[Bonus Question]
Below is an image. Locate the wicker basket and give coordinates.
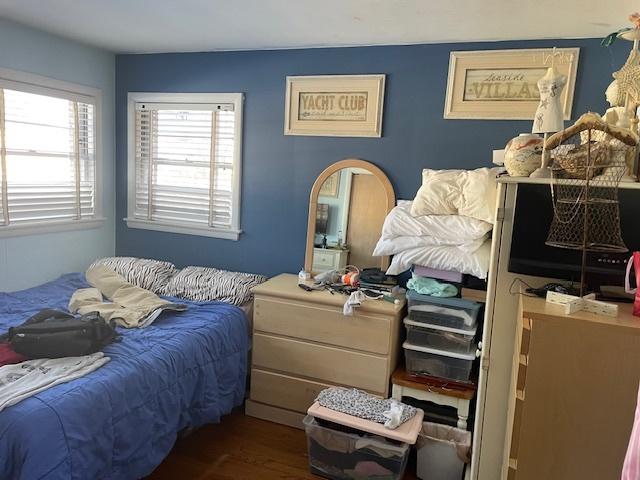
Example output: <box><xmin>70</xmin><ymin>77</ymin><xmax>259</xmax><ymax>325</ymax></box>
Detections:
<box><xmin>551</xmin><ymin>142</ymin><xmax>609</xmax><ymax>180</ymax></box>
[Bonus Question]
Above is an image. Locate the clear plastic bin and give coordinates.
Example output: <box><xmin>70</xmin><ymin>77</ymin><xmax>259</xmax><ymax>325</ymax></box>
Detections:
<box><xmin>404</xmin><ymin>317</ymin><xmax>477</xmax><ymax>353</ymax></box>
<box><xmin>303</xmin><ymin>415</ymin><xmax>410</xmax><ymax>480</ymax></box>
<box><xmin>403</xmin><ymin>341</ymin><xmax>477</xmax><ymax>382</ymax></box>
<box><xmin>407</xmin><ymin>291</ymin><xmax>482</xmax><ymax>330</ymax></box>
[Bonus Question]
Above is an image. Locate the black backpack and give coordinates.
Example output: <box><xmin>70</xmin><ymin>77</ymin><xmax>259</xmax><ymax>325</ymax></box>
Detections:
<box><xmin>6</xmin><ymin>309</ymin><xmax>118</xmax><ymax>359</ymax></box>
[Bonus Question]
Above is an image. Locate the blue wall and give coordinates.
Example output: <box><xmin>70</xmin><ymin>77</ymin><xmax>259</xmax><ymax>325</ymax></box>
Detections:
<box><xmin>0</xmin><ymin>19</ymin><xmax>115</xmax><ymax>291</ymax></box>
<box><xmin>116</xmin><ymin>38</ymin><xmax>628</xmax><ymax>276</ymax></box>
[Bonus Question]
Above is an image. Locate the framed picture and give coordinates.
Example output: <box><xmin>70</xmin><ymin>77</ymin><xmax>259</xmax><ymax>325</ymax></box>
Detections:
<box><xmin>284</xmin><ymin>74</ymin><xmax>385</xmax><ymax>137</ymax></box>
<box><xmin>319</xmin><ymin>172</ymin><xmax>341</xmax><ymax>197</ymax></box>
<box><xmin>444</xmin><ymin>48</ymin><xmax>580</xmax><ymax>120</ymax></box>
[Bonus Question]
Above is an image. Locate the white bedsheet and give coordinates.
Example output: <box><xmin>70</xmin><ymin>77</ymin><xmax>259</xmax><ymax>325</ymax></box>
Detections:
<box><xmin>381</xmin><ymin>201</ymin><xmax>492</xmax><ymax>242</ymax></box>
<box><xmin>386</xmin><ymin>239</ymin><xmax>492</xmax><ymax>279</ymax></box>
<box><xmin>373</xmin><ymin>234</ymin><xmax>487</xmax><ymax>256</ymax></box>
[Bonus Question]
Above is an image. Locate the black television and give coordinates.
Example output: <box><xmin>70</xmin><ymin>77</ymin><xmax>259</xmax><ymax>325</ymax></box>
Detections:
<box><xmin>315</xmin><ymin>204</ymin><xmax>329</xmax><ymax>235</ymax></box>
<box><xmin>509</xmin><ymin>183</ymin><xmax>640</xmax><ymax>289</ymax></box>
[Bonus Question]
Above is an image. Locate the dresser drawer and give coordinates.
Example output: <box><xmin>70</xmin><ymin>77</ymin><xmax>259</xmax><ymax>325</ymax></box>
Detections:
<box><xmin>250</xmin><ymin>368</ymin><xmax>331</xmax><ymax>413</ymax></box>
<box><xmin>253</xmin><ymin>333</ymin><xmax>388</xmax><ymax>393</ymax></box>
<box><xmin>254</xmin><ymin>297</ymin><xmax>391</xmax><ymax>354</ymax></box>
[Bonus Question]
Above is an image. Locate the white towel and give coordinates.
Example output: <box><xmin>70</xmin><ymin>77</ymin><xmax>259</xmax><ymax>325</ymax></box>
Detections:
<box><xmin>0</xmin><ymin>352</ymin><xmax>110</xmax><ymax>412</ymax></box>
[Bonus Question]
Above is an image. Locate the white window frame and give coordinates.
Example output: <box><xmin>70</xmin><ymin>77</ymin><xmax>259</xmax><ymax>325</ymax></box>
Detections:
<box><xmin>0</xmin><ymin>67</ymin><xmax>103</xmax><ymax>238</ymax></box>
<box><xmin>125</xmin><ymin>92</ymin><xmax>243</xmax><ymax>240</ymax></box>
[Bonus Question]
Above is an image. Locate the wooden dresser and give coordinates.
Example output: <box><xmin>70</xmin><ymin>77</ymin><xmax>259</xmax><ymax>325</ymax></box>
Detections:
<box><xmin>245</xmin><ymin>273</ymin><xmax>405</xmax><ymax>428</ymax></box>
<box><xmin>504</xmin><ymin>296</ymin><xmax>640</xmax><ymax>480</ymax></box>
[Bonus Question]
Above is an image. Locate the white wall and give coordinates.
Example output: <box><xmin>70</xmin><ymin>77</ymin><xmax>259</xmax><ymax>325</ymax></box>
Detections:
<box><xmin>0</xmin><ymin>19</ymin><xmax>115</xmax><ymax>291</ymax></box>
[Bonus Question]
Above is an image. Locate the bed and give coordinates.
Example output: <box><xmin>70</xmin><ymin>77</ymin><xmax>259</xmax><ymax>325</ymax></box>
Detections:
<box><xmin>0</xmin><ymin>273</ymin><xmax>250</xmax><ymax>480</ymax></box>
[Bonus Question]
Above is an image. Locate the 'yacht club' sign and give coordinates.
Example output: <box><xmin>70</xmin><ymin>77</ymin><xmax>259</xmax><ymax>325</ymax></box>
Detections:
<box><xmin>285</xmin><ymin>75</ymin><xmax>385</xmax><ymax>137</ymax></box>
<box><xmin>298</xmin><ymin>92</ymin><xmax>368</xmax><ymax>121</ymax></box>
<box><xmin>444</xmin><ymin>48</ymin><xmax>579</xmax><ymax>120</ymax></box>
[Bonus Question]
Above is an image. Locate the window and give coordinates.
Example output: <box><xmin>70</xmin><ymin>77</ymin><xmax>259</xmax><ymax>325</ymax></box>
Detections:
<box><xmin>0</xmin><ymin>69</ymin><xmax>101</xmax><ymax>236</ymax></box>
<box><xmin>126</xmin><ymin>93</ymin><xmax>243</xmax><ymax>240</ymax></box>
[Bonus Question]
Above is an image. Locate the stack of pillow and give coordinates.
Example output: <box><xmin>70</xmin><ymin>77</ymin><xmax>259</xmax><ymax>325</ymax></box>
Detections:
<box><xmin>373</xmin><ymin>167</ymin><xmax>501</xmax><ymax>279</ymax></box>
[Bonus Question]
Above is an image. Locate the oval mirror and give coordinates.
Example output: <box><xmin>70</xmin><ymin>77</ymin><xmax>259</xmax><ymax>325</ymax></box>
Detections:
<box><xmin>305</xmin><ymin>159</ymin><xmax>395</xmax><ymax>274</ymax></box>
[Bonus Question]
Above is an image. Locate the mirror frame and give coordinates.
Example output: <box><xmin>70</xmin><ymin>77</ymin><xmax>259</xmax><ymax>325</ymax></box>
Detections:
<box><xmin>304</xmin><ymin>158</ymin><xmax>396</xmax><ymax>274</ymax></box>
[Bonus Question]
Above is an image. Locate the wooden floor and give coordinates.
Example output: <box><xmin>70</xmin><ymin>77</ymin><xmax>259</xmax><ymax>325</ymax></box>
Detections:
<box><xmin>149</xmin><ymin>408</ymin><xmax>418</xmax><ymax>479</ymax></box>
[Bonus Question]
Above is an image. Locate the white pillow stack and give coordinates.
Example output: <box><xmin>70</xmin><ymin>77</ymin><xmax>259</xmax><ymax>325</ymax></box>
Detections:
<box><xmin>374</xmin><ymin>167</ymin><xmax>501</xmax><ymax>279</ymax></box>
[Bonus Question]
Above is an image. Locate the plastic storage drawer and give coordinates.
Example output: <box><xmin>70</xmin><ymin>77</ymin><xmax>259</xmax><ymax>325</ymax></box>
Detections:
<box><xmin>303</xmin><ymin>415</ymin><xmax>410</xmax><ymax>480</ymax></box>
<box><xmin>403</xmin><ymin>341</ymin><xmax>477</xmax><ymax>382</ymax></box>
<box><xmin>407</xmin><ymin>291</ymin><xmax>482</xmax><ymax>330</ymax></box>
<box><xmin>404</xmin><ymin>317</ymin><xmax>477</xmax><ymax>353</ymax></box>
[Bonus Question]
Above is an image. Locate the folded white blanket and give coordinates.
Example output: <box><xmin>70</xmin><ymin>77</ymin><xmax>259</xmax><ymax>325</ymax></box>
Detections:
<box><xmin>386</xmin><ymin>239</ymin><xmax>492</xmax><ymax>279</ymax></box>
<box><xmin>382</xmin><ymin>201</ymin><xmax>492</xmax><ymax>242</ymax></box>
<box><xmin>0</xmin><ymin>353</ymin><xmax>110</xmax><ymax>412</ymax></box>
<box><xmin>374</xmin><ymin>234</ymin><xmax>487</xmax><ymax>257</ymax></box>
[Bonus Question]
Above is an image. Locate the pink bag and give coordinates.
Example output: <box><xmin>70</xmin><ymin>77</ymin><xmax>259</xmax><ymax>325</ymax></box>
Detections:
<box><xmin>625</xmin><ymin>252</ymin><xmax>640</xmax><ymax>317</ymax></box>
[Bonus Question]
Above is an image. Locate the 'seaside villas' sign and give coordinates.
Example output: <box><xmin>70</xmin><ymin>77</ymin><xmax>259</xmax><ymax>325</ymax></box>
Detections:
<box><xmin>298</xmin><ymin>92</ymin><xmax>368</xmax><ymax>121</ymax></box>
<box><xmin>463</xmin><ymin>68</ymin><xmax>547</xmax><ymax>102</ymax></box>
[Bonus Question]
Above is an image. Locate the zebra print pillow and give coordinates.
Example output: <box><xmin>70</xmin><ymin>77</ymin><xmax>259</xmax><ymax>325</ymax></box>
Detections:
<box><xmin>163</xmin><ymin>266</ymin><xmax>267</xmax><ymax>306</ymax></box>
<box><xmin>89</xmin><ymin>257</ymin><xmax>178</xmax><ymax>294</ymax></box>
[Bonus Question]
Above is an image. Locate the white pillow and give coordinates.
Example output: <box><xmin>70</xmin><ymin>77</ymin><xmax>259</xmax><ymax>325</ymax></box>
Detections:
<box><xmin>381</xmin><ymin>201</ymin><xmax>493</xmax><ymax>241</ymax></box>
<box><xmin>385</xmin><ymin>239</ymin><xmax>492</xmax><ymax>279</ymax></box>
<box><xmin>410</xmin><ymin>167</ymin><xmax>501</xmax><ymax>224</ymax></box>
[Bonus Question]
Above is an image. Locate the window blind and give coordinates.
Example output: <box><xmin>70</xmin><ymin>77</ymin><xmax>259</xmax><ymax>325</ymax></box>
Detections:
<box><xmin>0</xmin><ymin>88</ymin><xmax>96</xmax><ymax>226</ymax></box>
<box><xmin>134</xmin><ymin>104</ymin><xmax>236</xmax><ymax>230</ymax></box>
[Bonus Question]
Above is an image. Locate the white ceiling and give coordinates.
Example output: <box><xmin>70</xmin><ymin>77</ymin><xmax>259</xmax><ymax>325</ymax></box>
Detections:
<box><xmin>0</xmin><ymin>0</ymin><xmax>634</xmax><ymax>54</ymax></box>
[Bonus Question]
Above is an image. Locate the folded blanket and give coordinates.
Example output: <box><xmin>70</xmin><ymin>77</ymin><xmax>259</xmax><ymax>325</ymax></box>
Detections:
<box><xmin>386</xmin><ymin>240</ymin><xmax>492</xmax><ymax>278</ymax></box>
<box><xmin>374</xmin><ymin>234</ymin><xmax>486</xmax><ymax>257</ymax></box>
<box><xmin>381</xmin><ymin>201</ymin><xmax>492</xmax><ymax>242</ymax></box>
<box><xmin>407</xmin><ymin>275</ymin><xmax>458</xmax><ymax>297</ymax></box>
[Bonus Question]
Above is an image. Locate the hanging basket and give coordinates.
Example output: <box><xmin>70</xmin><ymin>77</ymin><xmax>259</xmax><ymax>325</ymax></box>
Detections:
<box><xmin>542</xmin><ymin>112</ymin><xmax>637</xmax><ymax>294</ymax></box>
<box><xmin>551</xmin><ymin>142</ymin><xmax>609</xmax><ymax>180</ymax></box>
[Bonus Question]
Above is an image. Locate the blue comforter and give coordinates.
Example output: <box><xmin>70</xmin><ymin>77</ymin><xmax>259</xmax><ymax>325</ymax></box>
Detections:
<box><xmin>0</xmin><ymin>273</ymin><xmax>249</xmax><ymax>480</ymax></box>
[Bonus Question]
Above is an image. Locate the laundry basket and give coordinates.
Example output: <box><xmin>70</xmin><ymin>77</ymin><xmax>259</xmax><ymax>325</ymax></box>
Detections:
<box><xmin>416</xmin><ymin>422</ymin><xmax>471</xmax><ymax>480</ymax></box>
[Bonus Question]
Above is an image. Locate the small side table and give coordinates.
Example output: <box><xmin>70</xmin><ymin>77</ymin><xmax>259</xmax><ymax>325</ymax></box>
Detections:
<box><xmin>391</xmin><ymin>368</ymin><xmax>476</xmax><ymax>430</ymax></box>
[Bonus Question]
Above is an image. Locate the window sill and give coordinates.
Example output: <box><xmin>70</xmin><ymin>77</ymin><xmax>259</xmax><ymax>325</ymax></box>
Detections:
<box><xmin>0</xmin><ymin>218</ymin><xmax>106</xmax><ymax>238</ymax></box>
<box><xmin>125</xmin><ymin>218</ymin><xmax>241</xmax><ymax>241</ymax></box>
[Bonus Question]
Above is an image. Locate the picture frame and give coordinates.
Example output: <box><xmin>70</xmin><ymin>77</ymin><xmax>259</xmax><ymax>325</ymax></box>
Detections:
<box><xmin>284</xmin><ymin>74</ymin><xmax>385</xmax><ymax>137</ymax></box>
<box><xmin>444</xmin><ymin>48</ymin><xmax>580</xmax><ymax>120</ymax></box>
<box><xmin>318</xmin><ymin>171</ymin><xmax>341</xmax><ymax>198</ymax></box>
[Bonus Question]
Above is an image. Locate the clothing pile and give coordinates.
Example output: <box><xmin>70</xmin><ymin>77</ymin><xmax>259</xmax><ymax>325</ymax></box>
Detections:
<box><xmin>374</xmin><ymin>167</ymin><xmax>502</xmax><ymax>279</ymax></box>
<box><xmin>307</xmin><ymin>424</ymin><xmax>408</xmax><ymax>480</ymax></box>
<box><xmin>0</xmin><ymin>309</ymin><xmax>113</xmax><ymax>412</ymax></box>
<box><xmin>70</xmin><ymin>264</ymin><xmax>187</xmax><ymax>328</ymax></box>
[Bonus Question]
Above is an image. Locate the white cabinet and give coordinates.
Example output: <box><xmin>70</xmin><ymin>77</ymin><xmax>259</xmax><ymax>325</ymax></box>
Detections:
<box><xmin>312</xmin><ymin>247</ymin><xmax>349</xmax><ymax>272</ymax></box>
